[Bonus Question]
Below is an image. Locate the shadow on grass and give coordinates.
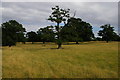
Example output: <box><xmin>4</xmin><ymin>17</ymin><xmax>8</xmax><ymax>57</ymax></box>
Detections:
<box><xmin>50</xmin><ymin>48</ymin><xmax>64</xmax><ymax>49</ymax></box>
<box><xmin>63</xmin><ymin>41</ymin><xmax>95</xmax><ymax>45</ymax></box>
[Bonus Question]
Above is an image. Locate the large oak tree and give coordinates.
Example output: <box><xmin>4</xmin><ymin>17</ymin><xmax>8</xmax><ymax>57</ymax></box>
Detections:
<box><xmin>48</xmin><ymin>6</ymin><xmax>70</xmax><ymax>49</ymax></box>
<box><xmin>98</xmin><ymin>24</ymin><xmax>118</xmax><ymax>42</ymax></box>
<box><xmin>61</xmin><ymin>17</ymin><xmax>94</xmax><ymax>44</ymax></box>
<box><xmin>2</xmin><ymin>20</ymin><xmax>26</xmax><ymax>47</ymax></box>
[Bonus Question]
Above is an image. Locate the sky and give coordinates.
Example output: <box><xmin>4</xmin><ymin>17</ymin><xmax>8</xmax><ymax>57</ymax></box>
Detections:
<box><xmin>1</xmin><ymin>2</ymin><xmax>119</xmax><ymax>37</ymax></box>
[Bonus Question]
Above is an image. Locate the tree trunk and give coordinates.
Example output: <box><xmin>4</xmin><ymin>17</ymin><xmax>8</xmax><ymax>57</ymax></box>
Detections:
<box><xmin>43</xmin><ymin>41</ymin><xmax>45</xmax><ymax>44</ymax></box>
<box><xmin>57</xmin><ymin>44</ymin><xmax>62</xmax><ymax>49</ymax></box>
<box><xmin>57</xmin><ymin>22</ymin><xmax>60</xmax><ymax>39</ymax></box>
<box><xmin>106</xmin><ymin>40</ymin><xmax>108</xmax><ymax>43</ymax></box>
<box><xmin>22</xmin><ymin>42</ymin><xmax>26</xmax><ymax>44</ymax></box>
<box><xmin>57</xmin><ymin>22</ymin><xmax>62</xmax><ymax>49</ymax></box>
<box><xmin>76</xmin><ymin>41</ymin><xmax>79</xmax><ymax>44</ymax></box>
<box><xmin>9</xmin><ymin>45</ymin><xmax>11</xmax><ymax>47</ymax></box>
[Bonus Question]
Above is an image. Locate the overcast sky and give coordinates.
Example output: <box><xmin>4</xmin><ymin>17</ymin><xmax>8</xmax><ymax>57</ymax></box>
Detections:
<box><xmin>1</xmin><ymin>2</ymin><xmax>118</xmax><ymax>36</ymax></box>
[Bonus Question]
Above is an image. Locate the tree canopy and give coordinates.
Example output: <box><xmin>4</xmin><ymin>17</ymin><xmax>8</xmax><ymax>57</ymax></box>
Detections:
<box><xmin>98</xmin><ymin>24</ymin><xmax>119</xmax><ymax>42</ymax></box>
<box><xmin>26</xmin><ymin>31</ymin><xmax>38</xmax><ymax>44</ymax></box>
<box><xmin>37</xmin><ymin>26</ymin><xmax>55</xmax><ymax>44</ymax></box>
<box><xmin>2</xmin><ymin>20</ymin><xmax>26</xmax><ymax>46</ymax></box>
<box><xmin>61</xmin><ymin>17</ymin><xmax>94</xmax><ymax>44</ymax></box>
<box><xmin>48</xmin><ymin>6</ymin><xmax>70</xmax><ymax>49</ymax></box>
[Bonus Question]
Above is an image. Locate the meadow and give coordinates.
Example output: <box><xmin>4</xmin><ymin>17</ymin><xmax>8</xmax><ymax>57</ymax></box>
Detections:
<box><xmin>2</xmin><ymin>41</ymin><xmax>118</xmax><ymax>78</ymax></box>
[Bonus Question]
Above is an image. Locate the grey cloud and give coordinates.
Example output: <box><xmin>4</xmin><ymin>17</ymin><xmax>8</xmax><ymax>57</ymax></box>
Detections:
<box><xmin>2</xmin><ymin>2</ymin><xmax>118</xmax><ymax>35</ymax></box>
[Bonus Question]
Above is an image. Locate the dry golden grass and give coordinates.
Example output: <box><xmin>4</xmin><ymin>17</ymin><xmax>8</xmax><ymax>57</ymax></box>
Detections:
<box><xmin>2</xmin><ymin>41</ymin><xmax>118</xmax><ymax>78</ymax></box>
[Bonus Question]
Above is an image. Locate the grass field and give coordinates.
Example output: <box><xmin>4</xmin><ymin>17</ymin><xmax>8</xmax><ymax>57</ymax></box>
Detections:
<box><xmin>2</xmin><ymin>41</ymin><xmax>118</xmax><ymax>78</ymax></box>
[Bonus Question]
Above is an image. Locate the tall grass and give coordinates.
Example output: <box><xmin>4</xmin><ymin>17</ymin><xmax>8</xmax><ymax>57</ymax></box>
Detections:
<box><xmin>2</xmin><ymin>41</ymin><xmax>118</xmax><ymax>78</ymax></box>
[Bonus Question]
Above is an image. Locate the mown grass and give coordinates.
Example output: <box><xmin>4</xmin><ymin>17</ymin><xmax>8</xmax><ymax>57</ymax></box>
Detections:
<box><xmin>2</xmin><ymin>41</ymin><xmax>118</xmax><ymax>78</ymax></box>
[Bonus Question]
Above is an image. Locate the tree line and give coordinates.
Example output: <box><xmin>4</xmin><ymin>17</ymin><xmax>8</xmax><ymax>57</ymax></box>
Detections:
<box><xmin>1</xmin><ymin>6</ymin><xmax>120</xmax><ymax>48</ymax></box>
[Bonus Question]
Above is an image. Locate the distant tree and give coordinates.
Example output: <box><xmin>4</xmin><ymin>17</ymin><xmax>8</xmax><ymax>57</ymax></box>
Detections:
<box><xmin>79</xmin><ymin>21</ymin><xmax>94</xmax><ymax>41</ymax></box>
<box><xmin>37</xmin><ymin>26</ymin><xmax>55</xmax><ymax>44</ymax></box>
<box><xmin>98</xmin><ymin>24</ymin><xmax>118</xmax><ymax>42</ymax></box>
<box><xmin>61</xmin><ymin>17</ymin><xmax>94</xmax><ymax>44</ymax></box>
<box><xmin>95</xmin><ymin>37</ymin><xmax>102</xmax><ymax>41</ymax></box>
<box><xmin>118</xmin><ymin>35</ymin><xmax>120</xmax><ymax>41</ymax></box>
<box><xmin>16</xmin><ymin>33</ymin><xmax>26</xmax><ymax>44</ymax></box>
<box><xmin>2</xmin><ymin>20</ymin><xmax>26</xmax><ymax>47</ymax></box>
<box><xmin>36</xmin><ymin>33</ymin><xmax>42</xmax><ymax>42</ymax></box>
<box><xmin>26</xmin><ymin>31</ymin><xmax>37</xmax><ymax>44</ymax></box>
<box><xmin>111</xmin><ymin>32</ymin><xmax>120</xmax><ymax>41</ymax></box>
<box><xmin>61</xmin><ymin>18</ymin><xmax>82</xmax><ymax>44</ymax></box>
<box><xmin>48</xmin><ymin>6</ymin><xmax>70</xmax><ymax>49</ymax></box>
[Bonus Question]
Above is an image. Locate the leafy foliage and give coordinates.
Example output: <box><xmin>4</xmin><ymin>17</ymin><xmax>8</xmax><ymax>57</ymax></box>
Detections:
<box><xmin>26</xmin><ymin>31</ymin><xmax>37</xmax><ymax>44</ymax></box>
<box><xmin>37</xmin><ymin>26</ymin><xmax>55</xmax><ymax>44</ymax></box>
<box><xmin>2</xmin><ymin>20</ymin><xmax>26</xmax><ymax>46</ymax></box>
<box><xmin>61</xmin><ymin>17</ymin><xmax>94</xmax><ymax>44</ymax></box>
<box><xmin>98</xmin><ymin>24</ymin><xmax>119</xmax><ymax>42</ymax></box>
